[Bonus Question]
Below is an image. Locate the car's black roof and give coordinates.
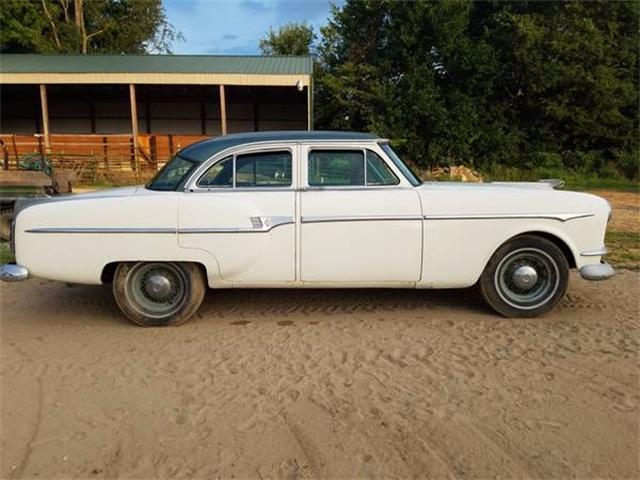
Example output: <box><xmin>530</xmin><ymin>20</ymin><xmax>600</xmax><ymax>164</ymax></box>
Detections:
<box><xmin>179</xmin><ymin>131</ymin><xmax>380</xmax><ymax>162</ymax></box>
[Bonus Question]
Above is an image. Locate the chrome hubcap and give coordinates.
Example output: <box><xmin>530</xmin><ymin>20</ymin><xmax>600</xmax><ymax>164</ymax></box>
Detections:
<box><xmin>144</xmin><ymin>274</ymin><xmax>173</xmax><ymax>301</ymax></box>
<box><xmin>494</xmin><ymin>248</ymin><xmax>560</xmax><ymax>310</ymax></box>
<box><xmin>125</xmin><ymin>263</ymin><xmax>187</xmax><ymax>319</ymax></box>
<box><xmin>512</xmin><ymin>265</ymin><xmax>538</xmax><ymax>290</ymax></box>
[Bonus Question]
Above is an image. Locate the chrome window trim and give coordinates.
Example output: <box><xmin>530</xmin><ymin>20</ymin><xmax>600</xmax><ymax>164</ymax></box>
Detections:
<box><xmin>187</xmin><ymin>186</ymin><xmax>413</xmax><ymax>193</ymax></box>
<box><xmin>184</xmin><ymin>139</ymin><xmax>384</xmax><ymax>192</ymax></box>
<box><xmin>423</xmin><ymin>213</ymin><xmax>594</xmax><ymax>222</ymax></box>
<box><xmin>305</xmin><ymin>147</ymin><xmax>401</xmax><ymax>189</ymax></box>
<box><xmin>378</xmin><ymin>141</ymin><xmax>422</xmax><ymax>187</ymax></box>
<box><xmin>194</xmin><ymin>147</ymin><xmax>294</xmax><ymax>190</ymax></box>
<box><xmin>307</xmin><ymin>147</ymin><xmax>367</xmax><ymax>187</ymax></box>
<box><xmin>301</xmin><ymin>142</ymin><xmax>410</xmax><ymax>190</ymax></box>
<box><xmin>189</xmin><ymin>187</ymin><xmax>297</xmax><ymax>193</ymax></box>
<box><xmin>366</xmin><ymin>149</ymin><xmax>400</xmax><ymax>187</ymax></box>
<box><xmin>300</xmin><ymin>185</ymin><xmax>413</xmax><ymax>192</ymax></box>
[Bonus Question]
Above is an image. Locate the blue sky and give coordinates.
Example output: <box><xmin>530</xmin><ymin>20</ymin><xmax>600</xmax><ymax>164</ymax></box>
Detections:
<box><xmin>163</xmin><ymin>0</ymin><xmax>342</xmax><ymax>55</ymax></box>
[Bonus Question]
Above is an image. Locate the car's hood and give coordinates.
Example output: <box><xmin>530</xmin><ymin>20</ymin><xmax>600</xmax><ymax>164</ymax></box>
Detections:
<box><xmin>418</xmin><ymin>181</ymin><xmax>611</xmax><ymax>218</ymax></box>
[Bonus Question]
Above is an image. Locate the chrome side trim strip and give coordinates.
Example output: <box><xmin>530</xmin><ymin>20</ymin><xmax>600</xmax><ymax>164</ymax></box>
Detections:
<box><xmin>26</xmin><ymin>227</ymin><xmax>176</xmax><ymax>234</ymax></box>
<box><xmin>179</xmin><ymin>216</ymin><xmax>294</xmax><ymax>234</ymax></box>
<box><xmin>424</xmin><ymin>213</ymin><xmax>594</xmax><ymax>222</ymax></box>
<box><xmin>581</xmin><ymin>246</ymin><xmax>608</xmax><ymax>257</ymax></box>
<box><xmin>26</xmin><ymin>216</ymin><xmax>295</xmax><ymax>235</ymax></box>
<box><xmin>301</xmin><ymin>214</ymin><xmax>422</xmax><ymax>224</ymax></box>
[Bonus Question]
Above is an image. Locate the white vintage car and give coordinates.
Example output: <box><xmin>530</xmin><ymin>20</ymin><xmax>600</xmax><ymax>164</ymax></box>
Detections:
<box><xmin>1</xmin><ymin>131</ymin><xmax>614</xmax><ymax>326</ymax></box>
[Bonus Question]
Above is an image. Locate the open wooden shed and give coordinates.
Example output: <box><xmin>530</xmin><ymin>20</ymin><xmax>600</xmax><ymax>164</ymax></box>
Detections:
<box><xmin>0</xmin><ymin>54</ymin><xmax>313</xmax><ymax>181</ymax></box>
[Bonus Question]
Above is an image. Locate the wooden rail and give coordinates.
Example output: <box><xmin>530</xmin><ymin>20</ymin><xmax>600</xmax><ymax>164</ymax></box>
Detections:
<box><xmin>0</xmin><ymin>133</ymin><xmax>208</xmax><ymax>183</ymax></box>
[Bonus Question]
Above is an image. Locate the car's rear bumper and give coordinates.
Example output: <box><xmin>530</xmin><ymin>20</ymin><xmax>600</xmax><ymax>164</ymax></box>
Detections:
<box><xmin>580</xmin><ymin>262</ymin><xmax>615</xmax><ymax>281</ymax></box>
<box><xmin>0</xmin><ymin>264</ymin><xmax>29</xmax><ymax>282</ymax></box>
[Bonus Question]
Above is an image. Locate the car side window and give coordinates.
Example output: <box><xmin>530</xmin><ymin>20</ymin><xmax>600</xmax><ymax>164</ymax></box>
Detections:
<box><xmin>198</xmin><ymin>156</ymin><xmax>233</xmax><ymax>187</ymax></box>
<box><xmin>308</xmin><ymin>150</ymin><xmax>364</xmax><ymax>186</ymax></box>
<box><xmin>197</xmin><ymin>151</ymin><xmax>292</xmax><ymax>188</ymax></box>
<box><xmin>235</xmin><ymin>151</ymin><xmax>292</xmax><ymax>187</ymax></box>
<box><xmin>366</xmin><ymin>150</ymin><xmax>399</xmax><ymax>186</ymax></box>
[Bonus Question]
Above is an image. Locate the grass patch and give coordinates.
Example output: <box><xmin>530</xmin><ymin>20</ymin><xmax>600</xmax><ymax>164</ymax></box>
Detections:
<box><xmin>0</xmin><ymin>243</ymin><xmax>15</xmax><ymax>264</ymax></box>
<box><xmin>564</xmin><ymin>178</ymin><xmax>640</xmax><ymax>193</ymax></box>
<box><xmin>479</xmin><ymin>165</ymin><xmax>639</xmax><ymax>192</ymax></box>
<box><xmin>605</xmin><ymin>230</ymin><xmax>640</xmax><ymax>270</ymax></box>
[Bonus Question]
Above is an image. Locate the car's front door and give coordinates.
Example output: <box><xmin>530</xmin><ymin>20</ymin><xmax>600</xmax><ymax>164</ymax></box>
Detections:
<box><xmin>299</xmin><ymin>144</ymin><xmax>423</xmax><ymax>284</ymax></box>
<box><xmin>178</xmin><ymin>146</ymin><xmax>296</xmax><ymax>284</ymax></box>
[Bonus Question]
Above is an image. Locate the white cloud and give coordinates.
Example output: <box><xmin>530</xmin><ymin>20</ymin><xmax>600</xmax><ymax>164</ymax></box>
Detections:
<box><xmin>164</xmin><ymin>0</ymin><xmax>341</xmax><ymax>54</ymax></box>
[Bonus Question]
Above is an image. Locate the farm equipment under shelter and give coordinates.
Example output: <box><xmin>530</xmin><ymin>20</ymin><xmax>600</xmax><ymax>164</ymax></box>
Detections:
<box><xmin>0</xmin><ymin>140</ymin><xmax>75</xmax><ymax>241</ymax></box>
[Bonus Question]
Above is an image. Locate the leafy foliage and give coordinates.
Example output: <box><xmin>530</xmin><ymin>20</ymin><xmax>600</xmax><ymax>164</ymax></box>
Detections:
<box><xmin>259</xmin><ymin>22</ymin><xmax>316</xmax><ymax>56</ymax></box>
<box><xmin>0</xmin><ymin>0</ymin><xmax>180</xmax><ymax>54</ymax></box>
<box><xmin>315</xmin><ymin>0</ymin><xmax>639</xmax><ymax>178</ymax></box>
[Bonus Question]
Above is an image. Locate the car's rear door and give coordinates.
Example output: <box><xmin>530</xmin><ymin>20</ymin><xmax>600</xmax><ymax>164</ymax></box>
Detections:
<box><xmin>299</xmin><ymin>143</ymin><xmax>423</xmax><ymax>284</ymax></box>
<box><xmin>178</xmin><ymin>145</ymin><xmax>296</xmax><ymax>284</ymax></box>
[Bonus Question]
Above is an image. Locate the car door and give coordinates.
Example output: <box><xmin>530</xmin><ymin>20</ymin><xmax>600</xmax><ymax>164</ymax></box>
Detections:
<box><xmin>300</xmin><ymin>143</ymin><xmax>423</xmax><ymax>283</ymax></box>
<box><xmin>178</xmin><ymin>145</ymin><xmax>296</xmax><ymax>284</ymax></box>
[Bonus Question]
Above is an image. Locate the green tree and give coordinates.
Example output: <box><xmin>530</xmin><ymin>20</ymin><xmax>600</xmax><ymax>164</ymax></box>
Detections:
<box><xmin>316</xmin><ymin>0</ymin><xmax>639</xmax><ymax>178</ymax></box>
<box><xmin>0</xmin><ymin>0</ymin><xmax>181</xmax><ymax>54</ymax></box>
<box><xmin>259</xmin><ymin>22</ymin><xmax>315</xmax><ymax>56</ymax></box>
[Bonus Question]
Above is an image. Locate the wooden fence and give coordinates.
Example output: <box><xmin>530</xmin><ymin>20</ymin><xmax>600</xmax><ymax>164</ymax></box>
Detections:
<box><xmin>0</xmin><ymin>133</ymin><xmax>208</xmax><ymax>184</ymax></box>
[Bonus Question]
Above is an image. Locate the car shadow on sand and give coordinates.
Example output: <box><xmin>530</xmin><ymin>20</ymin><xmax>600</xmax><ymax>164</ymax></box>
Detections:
<box><xmin>194</xmin><ymin>286</ymin><xmax>492</xmax><ymax>323</ymax></box>
<box><xmin>3</xmin><ymin>280</ymin><xmax>494</xmax><ymax>328</ymax></box>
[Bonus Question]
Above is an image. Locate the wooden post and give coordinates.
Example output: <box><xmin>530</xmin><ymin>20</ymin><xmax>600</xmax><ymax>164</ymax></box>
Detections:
<box><xmin>200</xmin><ymin>86</ymin><xmax>207</xmax><ymax>135</ymax></box>
<box><xmin>219</xmin><ymin>84</ymin><xmax>227</xmax><ymax>136</ymax></box>
<box><xmin>39</xmin><ymin>84</ymin><xmax>51</xmax><ymax>153</ymax></box>
<box><xmin>11</xmin><ymin>134</ymin><xmax>19</xmax><ymax>168</ymax></box>
<box><xmin>88</xmin><ymin>87</ymin><xmax>96</xmax><ymax>134</ymax></box>
<box><xmin>253</xmin><ymin>93</ymin><xmax>259</xmax><ymax>132</ymax></box>
<box><xmin>102</xmin><ymin>136</ymin><xmax>109</xmax><ymax>171</ymax></box>
<box><xmin>129</xmin><ymin>84</ymin><xmax>140</xmax><ymax>179</ymax></box>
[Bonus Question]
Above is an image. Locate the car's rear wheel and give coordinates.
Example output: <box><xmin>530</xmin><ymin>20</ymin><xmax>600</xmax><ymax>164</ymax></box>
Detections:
<box><xmin>113</xmin><ymin>261</ymin><xmax>206</xmax><ymax>326</ymax></box>
<box><xmin>479</xmin><ymin>235</ymin><xmax>569</xmax><ymax>318</ymax></box>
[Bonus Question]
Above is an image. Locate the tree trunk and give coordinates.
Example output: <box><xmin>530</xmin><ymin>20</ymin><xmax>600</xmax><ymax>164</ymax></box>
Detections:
<box><xmin>74</xmin><ymin>0</ymin><xmax>87</xmax><ymax>53</ymax></box>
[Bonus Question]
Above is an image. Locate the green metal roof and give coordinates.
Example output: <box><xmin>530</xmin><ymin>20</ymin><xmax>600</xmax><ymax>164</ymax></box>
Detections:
<box><xmin>0</xmin><ymin>54</ymin><xmax>313</xmax><ymax>75</ymax></box>
<box><xmin>180</xmin><ymin>131</ymin><xmax>379</xmax><ymax>162</ymax></box>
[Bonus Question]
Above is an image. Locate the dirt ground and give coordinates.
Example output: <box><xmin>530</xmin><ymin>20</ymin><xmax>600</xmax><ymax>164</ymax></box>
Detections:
<box><xmin>1</xmin><ymin>270</ymin><xmax>638</xmax><ymax>479</ymax></box>
<box><xmin>591</xmin><ymin>190</ymin><xmax>640</xmax><ymax>233</ymax></box>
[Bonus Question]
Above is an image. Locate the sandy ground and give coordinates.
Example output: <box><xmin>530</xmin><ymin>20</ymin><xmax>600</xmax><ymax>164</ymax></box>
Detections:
<box><xmin>1</xmin><ymin>271</ymin><xmax>638</xmax><ymax>479</ymax></box>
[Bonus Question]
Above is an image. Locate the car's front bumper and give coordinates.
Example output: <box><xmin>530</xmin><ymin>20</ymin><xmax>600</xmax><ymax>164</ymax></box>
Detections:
<box><xmin>580</xmin><ymin>262</ymin><xmax>615</xmax><ymax>281</ymax></box>
<box><xmin>0</xmin><ymin>264</ymin><xmax>29</xmax><ymax>282</ymax></box>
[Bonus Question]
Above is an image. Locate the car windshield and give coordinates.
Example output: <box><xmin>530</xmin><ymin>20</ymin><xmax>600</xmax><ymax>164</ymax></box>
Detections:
<box><xmin>146</xmin><ymin>155</ymin><xmax>198</xmax><ymax>191</ymax></box>
<box><xmin>379</xmin><ymin>143</ymin><xmax>422</xmax><ymax>187</ymax></box>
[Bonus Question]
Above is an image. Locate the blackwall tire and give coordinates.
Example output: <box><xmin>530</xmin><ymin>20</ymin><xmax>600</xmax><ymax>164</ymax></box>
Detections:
<box><xmin>479</xmin><ymin>235</ymin><xmax>569</xmax><ymax>318</ymax></box>
<box><xmin>113</xmin><ymin>262</ymin><xmax>206</xmax><ymax>327</ymax></box>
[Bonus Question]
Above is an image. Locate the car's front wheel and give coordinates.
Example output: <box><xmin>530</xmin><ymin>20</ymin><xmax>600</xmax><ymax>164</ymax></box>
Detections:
<box><xmin>113</xmin><ymin>261</ymin><xmax>206</xmax><ymax>326</ymax></box>
<box><xmin>479</xmin><ymin>235</ymin><xmax>569</xmax><ymax>318</ymax></box>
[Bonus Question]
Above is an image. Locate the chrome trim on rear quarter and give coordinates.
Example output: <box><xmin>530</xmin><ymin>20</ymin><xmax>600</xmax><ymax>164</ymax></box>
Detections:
<box><xmin>25</xmin><ymin>227</ymin><xmax>176</xmax><ymax>234</ymax></box>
